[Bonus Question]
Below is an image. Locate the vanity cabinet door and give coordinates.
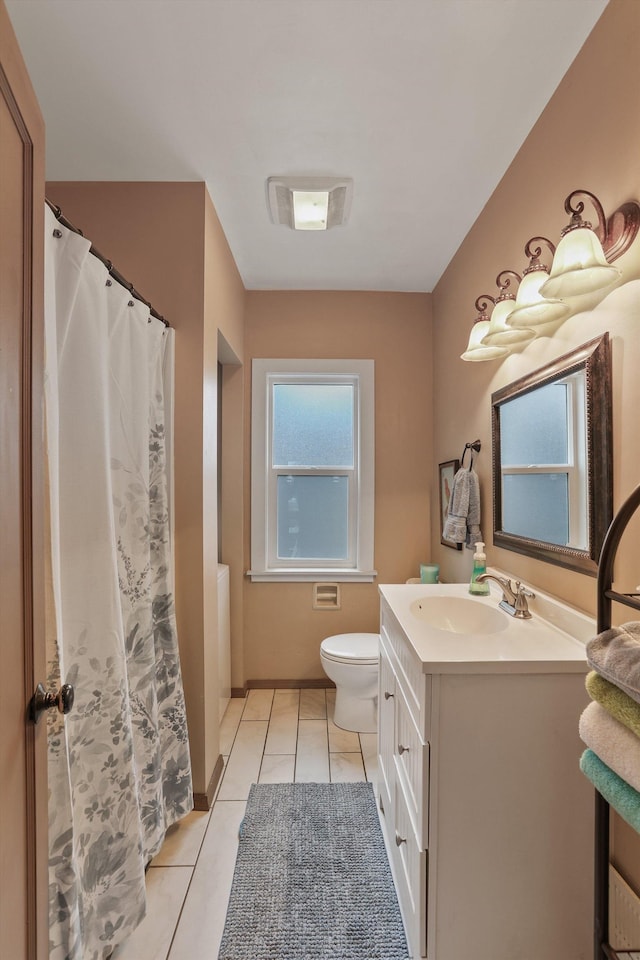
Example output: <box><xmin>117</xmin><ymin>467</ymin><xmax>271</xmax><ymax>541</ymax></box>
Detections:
<box><xmin>395</xmin><ymin>680</ymin><xmax>429</xmax><ymax>849</ymax></box>
<box><xmin>378</xmin><ymin>638</ymin><xmax>397</xmax><ymax>821</ymax></box>
<box><xmin>392</xmin><ymin>777</ymin><xmax>427</xmax><ymax>959</ymax></box>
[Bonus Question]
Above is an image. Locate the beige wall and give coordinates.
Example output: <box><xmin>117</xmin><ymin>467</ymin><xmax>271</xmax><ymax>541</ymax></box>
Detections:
<box><xmin>46</xmin><ymin>181</ymin><xmax>246</xmax><ymax>797</ymax></box>
<box><xmin>202</xmin><ymin>193</ymin><xmax>246</xmax><ymax>781</ymax></box>
<box><xmin>242</xmin><ymin>290</ymin><xmax>432</xmax><ymax>684</ymax></box>
<box><xmin>430</xmin><ymin>0</ymin><xmax>640</xmax><ymax>887</ymax></box>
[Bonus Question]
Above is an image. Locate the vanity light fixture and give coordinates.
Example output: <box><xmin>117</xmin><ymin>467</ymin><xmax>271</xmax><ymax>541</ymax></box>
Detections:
<box><xmin>462</xmin><ymin>189</ymin><xmax>640</xmax><ymax>363</ymax></box>
<box><xmin>539</xmin><ymin>189</ymin><xmax>640</xmax><ymax>299</ymax></box>
<box><xmin>506</xmin><ymin>237</ymin><xmax>571</xmax><ymax>328</ymax></box>
<box><xmin>481</xmin><ymin>271</ymin><xmax>536</xmax><ymax>347</ymax></box>
<box><xmin>460</xmin><ymin>297</ymin><xmax>509</xmax><ymax>362</ymax></box>
<box><xmin>266</xmin><ymin>176</ymin><xmax>353</xmax><ymax>230</ymax></box>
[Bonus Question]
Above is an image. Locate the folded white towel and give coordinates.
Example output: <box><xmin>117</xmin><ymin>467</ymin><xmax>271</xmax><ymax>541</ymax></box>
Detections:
<box><xmin>586</xmin><ymin>621</ymin><xmax>640</xmax><ymax>704</ymax></box>
<box><xmin>579</xmin><ymin>700</ymin><xmax>640</xmax><ymax>794</ymax></box>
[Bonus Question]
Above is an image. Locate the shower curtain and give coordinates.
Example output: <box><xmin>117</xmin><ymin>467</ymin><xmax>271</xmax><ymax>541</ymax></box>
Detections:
<box><xmin>43</xmin><ymin>204</ymin><xmax>193</xmax><ymax>960</ymax></box>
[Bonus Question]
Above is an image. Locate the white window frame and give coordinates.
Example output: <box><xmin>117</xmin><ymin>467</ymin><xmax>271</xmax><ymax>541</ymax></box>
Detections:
<box><xmin>249</xmin><ymin>358</ymin><xmax>375</xmax><ymax>582</ymax></box>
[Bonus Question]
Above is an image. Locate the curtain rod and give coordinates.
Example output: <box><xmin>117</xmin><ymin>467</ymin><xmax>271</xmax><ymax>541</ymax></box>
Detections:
<box><xmin>45</xmin><ymin>198</ymin><xmax>170</xmax><ymax>328</ymax></box>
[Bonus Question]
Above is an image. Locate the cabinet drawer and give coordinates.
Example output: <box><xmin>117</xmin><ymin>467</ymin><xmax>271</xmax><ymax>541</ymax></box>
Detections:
<box><xmin>392</xmin><ymin>778</ymin><xmax>427</xmax><ymax>959</ymax></box>
<box><xmin>380</xmin><ymin>603</ymin><xmax>431</xmax><ymax>734</ymax></box>
<box><xmin>394</xmin><ymin>681</ymin><xmax>429</xmax><ymax>849</ymax></box>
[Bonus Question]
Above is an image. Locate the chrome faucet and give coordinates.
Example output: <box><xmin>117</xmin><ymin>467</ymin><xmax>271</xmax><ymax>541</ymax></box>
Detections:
<box><xmin>475</xmin><ymin>574</ymin><xmax>535</xmax><ymax>619</ymax></box>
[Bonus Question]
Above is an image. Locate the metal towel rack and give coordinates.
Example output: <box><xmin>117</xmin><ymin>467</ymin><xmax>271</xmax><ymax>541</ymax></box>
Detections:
<box><xmin>594</xmin><ymin>482</ymin><xmax>640</xmax><ymax>960</ymax></box>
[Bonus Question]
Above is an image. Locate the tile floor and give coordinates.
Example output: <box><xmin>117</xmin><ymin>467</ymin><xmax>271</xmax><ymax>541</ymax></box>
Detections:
<box><xmin>111</xmin><ymin>687</ymin><xmax>378</xmax><ymax>960</ymax></box>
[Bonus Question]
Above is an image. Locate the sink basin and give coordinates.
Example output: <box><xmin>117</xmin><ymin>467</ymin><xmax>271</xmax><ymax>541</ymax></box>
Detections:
<box><xmin>409</xmin><ymin>596</ymin><xmax>509</xmax><ymax>634</ymax></box>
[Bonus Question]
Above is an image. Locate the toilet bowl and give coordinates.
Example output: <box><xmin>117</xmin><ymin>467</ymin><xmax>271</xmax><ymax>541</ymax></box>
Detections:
<box><xmin>320</xmin><ymin>632</ymin><xmax>379</xmax><ymax>733</ymax></box>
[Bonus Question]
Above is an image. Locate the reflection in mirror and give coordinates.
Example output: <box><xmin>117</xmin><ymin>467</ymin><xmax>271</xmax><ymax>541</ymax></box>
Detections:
<box><xmin>492</xmin><ymin>334</ymin><xmax>611</xmax><ymax>574</ymax></box>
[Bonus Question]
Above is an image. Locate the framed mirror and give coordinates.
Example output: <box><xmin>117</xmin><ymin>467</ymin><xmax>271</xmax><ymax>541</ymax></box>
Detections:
<box><xmin>491</xmin><ymin>333</ymin><xmax>612</xmax><ymax>575</ymax></box>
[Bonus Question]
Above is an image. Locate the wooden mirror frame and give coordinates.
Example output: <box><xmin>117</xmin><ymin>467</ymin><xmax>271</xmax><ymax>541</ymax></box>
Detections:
<box><xmin>491</xmin><ymin>333</ymin><xmax>612</xmax><ymax>575</ymax></box>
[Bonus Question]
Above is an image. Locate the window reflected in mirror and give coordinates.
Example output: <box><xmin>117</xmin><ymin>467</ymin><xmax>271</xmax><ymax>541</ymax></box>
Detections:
<box><xmin>492</xmin><ymin>334</ymin><xmax>611</xmax><ymax>574</ymax></box>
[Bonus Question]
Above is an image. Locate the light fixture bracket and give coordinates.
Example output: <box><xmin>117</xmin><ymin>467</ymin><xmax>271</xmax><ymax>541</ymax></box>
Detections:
<box><xmin>562</xmin><ymin>190</ymin><xmax>640</xmax><ymax>263</ymax></box>
<box><xmin>474</xmin><ymin>295</ymin><xmax>496</xmax><ymax>322</ymax></box>
<box><xmin>495</xmin><ymin>269</ymin><xmax>521</xmax><ymax>301</ymax></box>
<box><xmin>522</xmin><ymin>236</ymin><xmax>555</xmax><ymax>274</ymax></box>
<box><xmin>603</xmin><ymin>200</ymin><xmax>640</xmax><ymax>262</ymax></box>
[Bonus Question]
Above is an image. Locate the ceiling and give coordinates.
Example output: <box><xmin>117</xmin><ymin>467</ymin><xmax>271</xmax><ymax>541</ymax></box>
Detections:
<box><xmin>7</xmin><ymin>0</ymin><xmax>608</xmax><ymax>292</ymax></box>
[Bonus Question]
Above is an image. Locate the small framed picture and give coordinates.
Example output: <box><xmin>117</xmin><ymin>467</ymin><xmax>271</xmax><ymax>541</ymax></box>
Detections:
<box><xmin>439</xmin><ymin>459</ymin><xmax>462</xmax><ymax>550</ymax></box>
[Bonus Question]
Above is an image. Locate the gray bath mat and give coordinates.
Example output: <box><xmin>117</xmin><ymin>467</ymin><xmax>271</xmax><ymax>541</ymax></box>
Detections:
<box><xmin>217</xmin><ymin>781</ymin><xmax>409</xmax><ymax>960</ymax></box>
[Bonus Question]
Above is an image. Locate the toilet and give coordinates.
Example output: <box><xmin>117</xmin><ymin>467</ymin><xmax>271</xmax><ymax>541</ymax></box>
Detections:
<box><xmin>319</xmin><ymin>632</ymin><xmax>380</xmax><ymax>733</ymax></box>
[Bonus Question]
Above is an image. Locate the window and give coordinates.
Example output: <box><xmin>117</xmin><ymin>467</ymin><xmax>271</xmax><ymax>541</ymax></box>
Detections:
<box><xmin>250</xmin><ymin>359</ymin><xmax>375</xmax><ymax>581</ymax></box>
<box><xmin>498</xmin><ymin>371</ymin><xmax>587</xmax><ymax>548</ymax></box>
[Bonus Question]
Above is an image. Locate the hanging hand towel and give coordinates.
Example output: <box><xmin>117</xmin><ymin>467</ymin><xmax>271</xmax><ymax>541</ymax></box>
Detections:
<box><xmin>580</xmin><ymin>748</ymin><xmax>640</xmax><ymax>835</ymax></box>
<box><xmin>586</xmin><ymin>621</ymin><xmax>640</xmax><ymax>704</ymax></box>
<box><xmin>586</xmin><ymin>670</ymin><xmax>640</xmax><ymax>740</ymax></box>
<box><xmin>465</xmin><ymin>467</ymin><xmax>482</xmax><ymax>549</ymax></box>
<box><xmin>442</xmin><ymin>467</ymin><xmax>469</xmax><ymax>544</ymax></box>
<box><xmin>442</xmin><ymin>467</ymin><xmax>482</xmax><ymax>548</ymax></box>
<box><xmin>579</xmin><ymin>701</ymin><xmax>640</xmax><ymax>794</ymax></box>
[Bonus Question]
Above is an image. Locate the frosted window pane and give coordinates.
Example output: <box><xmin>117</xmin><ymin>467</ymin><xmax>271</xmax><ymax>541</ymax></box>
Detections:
<box><xmin>501</xmin><ymin>383</ymin><xmax>568</xmax><ymax>465</ymax></box>
<box><xmin>277</xmin><ymin>476</ymin><xmax>348</xmax><ymax>559</ymax></box>
<box><xmin>273</xmin><ymin>384</ymin><xmax>354</xmax><ymax>467</ymax></box>
<box><xmin>502</xmin><ymin>474</ymin><xmax>569</xmax><ymax>545</ymax></box>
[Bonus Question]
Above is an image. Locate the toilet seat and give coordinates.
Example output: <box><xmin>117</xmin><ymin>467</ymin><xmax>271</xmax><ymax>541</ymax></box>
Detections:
<box><xmin>320</xmin><ymin>632</ymin><xmax>379</xmax><ymax>665</ymax></box>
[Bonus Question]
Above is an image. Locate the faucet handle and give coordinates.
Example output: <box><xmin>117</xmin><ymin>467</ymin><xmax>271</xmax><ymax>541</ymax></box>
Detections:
<box><xmin>515</xmin><ymin>581</ymin><xmax>535</xmax><ymax>598</ymax></box>
<box><xmin>513</xmin><ymin>581</ymin><xmax>535</xmax><ymax>619</ymax></box>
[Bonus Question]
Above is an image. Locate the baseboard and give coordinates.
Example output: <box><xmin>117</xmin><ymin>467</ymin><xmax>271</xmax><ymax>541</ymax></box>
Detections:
<box><xmin>193</xmin><ymin>753</ymin><xmax>224</xmax><ymax>811</ymax></box>
<box><xmin>232</xmin><ymin>679</ymin><xmax>335</xmax><ymax>695</ymax></box>
<box><xmin>246</xmin><ymin>678</ymin><xmax>336</xmax><ymax>690</ymax></box>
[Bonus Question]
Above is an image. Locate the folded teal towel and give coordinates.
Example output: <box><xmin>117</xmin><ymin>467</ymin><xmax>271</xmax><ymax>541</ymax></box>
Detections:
<box><xmin>580</xmin><ymin>748</ymin><xmax>640</xmax><ymax>834</ymax></box>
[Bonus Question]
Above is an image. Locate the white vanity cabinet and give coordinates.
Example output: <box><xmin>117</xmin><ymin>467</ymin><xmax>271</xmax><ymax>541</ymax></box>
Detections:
<box><xmin>377</xmin><ymin>586</ymin><xmax>594</xmax><ymax>960</ymax></box>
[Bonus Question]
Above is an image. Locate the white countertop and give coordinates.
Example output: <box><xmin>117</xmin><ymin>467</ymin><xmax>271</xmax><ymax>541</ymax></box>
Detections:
<box><xmin>378</xmin><ymin>582</ymin><xmax>592</xmax><ymax>675</ymax></box>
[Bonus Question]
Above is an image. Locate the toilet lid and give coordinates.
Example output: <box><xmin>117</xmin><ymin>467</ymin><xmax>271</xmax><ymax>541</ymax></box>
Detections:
<box><xmin>321</xmin><ymin>632</ymin><xmax>379</xmax><ymax>665</ymax></box>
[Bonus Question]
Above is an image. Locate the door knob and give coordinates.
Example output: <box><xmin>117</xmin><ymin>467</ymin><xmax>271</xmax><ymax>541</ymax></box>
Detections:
<box><xmin>398</xmin><ymin>743</ymin><xmax>409</xmax><ymax>755</ymax></box>
<box><xmin>384</xmin><ymin>691</ymin><xmax>394</xmax><ymax>700</ymax></box>
<box><xmin>30</xmin><ymin>682</ymin><xmax>75</xmax><ymax>724</ymax></box>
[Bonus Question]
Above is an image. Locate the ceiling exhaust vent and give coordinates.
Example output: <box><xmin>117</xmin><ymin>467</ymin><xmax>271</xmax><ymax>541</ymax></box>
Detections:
<box><xmin>266</xmin><ymin>177</ymin><xmax>353</xmax><ymax>231</ymax></box>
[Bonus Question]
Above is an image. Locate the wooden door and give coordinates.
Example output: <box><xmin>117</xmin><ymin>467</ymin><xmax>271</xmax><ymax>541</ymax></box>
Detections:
<box><xmin>0</xmin><ymin>3</ymin><xmax>48</xmax><ymax>958</ymax></box>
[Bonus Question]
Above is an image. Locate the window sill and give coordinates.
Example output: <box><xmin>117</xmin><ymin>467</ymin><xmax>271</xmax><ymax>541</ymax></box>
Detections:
<box><xmin>246</xmin><ymin>569</ymin><xmax>378</xmax><ymax>583</ymax></box>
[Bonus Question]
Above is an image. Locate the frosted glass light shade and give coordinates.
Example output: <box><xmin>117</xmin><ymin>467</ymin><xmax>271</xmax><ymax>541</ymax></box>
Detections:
<box><xmin>539</xmin><ymin>227</ymin><xmax>620</xmax><ymax>299</ymax></box>
<box><xmin>481</xmin><ymin>298</ymin><xmax>536</xmax><ymax>346</ymax></box>
<box><xmin>292</xmin><ymin>191</ymin><xmax>330</xmax><ymax>230</ymax></box>
<box><xmin>461</xmin><ymin>320</ymin><xmax>509</xmax><ymax>362</ymax></box>
<box><xmin>507</xmin><ymin>268</ymin><xmax>571</xmax><ymax>328</ymax></box>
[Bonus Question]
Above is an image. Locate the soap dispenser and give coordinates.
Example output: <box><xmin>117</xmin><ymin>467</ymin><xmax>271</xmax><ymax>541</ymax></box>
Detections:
<box><xmin>469</xmin><ymin>541</ymin><xmax>490</xmax><ymax>595</ymax></box>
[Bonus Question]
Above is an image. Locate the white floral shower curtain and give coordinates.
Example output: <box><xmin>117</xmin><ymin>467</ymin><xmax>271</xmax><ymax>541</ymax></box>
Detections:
<box><xmin>43</xmin><ymin>204</ymin><xmax>193</xmax><ymax>960</ymax></box>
